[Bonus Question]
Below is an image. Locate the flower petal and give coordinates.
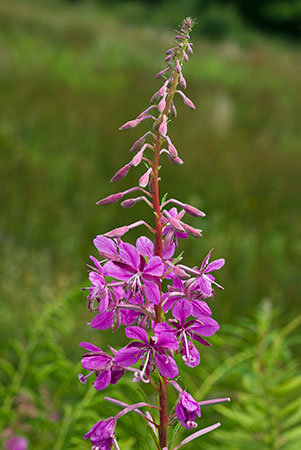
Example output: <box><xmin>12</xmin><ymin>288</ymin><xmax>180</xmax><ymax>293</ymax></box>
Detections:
<box><xmin>79</xmin><ymin>342</ymin><xmax>102</xmax><ymax>352</ymax></box>
<box><xmin>144</xmin><ymin>280</ymin><xmax>161</xmax><ymax>305</ymax></box>
<box><xmin>103</xmin><ymin>261</ymin><xmax>133</xmax><ymax>281</ymax></box>
<box><xmin>172</xmin><ymin>299</ymin><xmax>192</xmax><ymax>324</ymax></box>
<box><xmin>115</xmin><ymin>346</ymin><xmax>144</xmax><ymax>367</ymax></box>
<box><xmin>125</xmin><ymin>326</ymin><xmax>149</xmax><ymax>343</ymax></box>
<box><xmin>136</xmin><ymin>236</ymin><xmax>154</xmax><ymax>258</ymax></box>
<box><xmin>90</xmin><ymin>311</ymin><xmax>114</xmax><ymax>330</ymax></box>
<box><xmin>190</xmin><ymin>316</ymin><xmax>220</xmax><ymax>337</ymax></box>
<box><xmin>119</xmin><ymin>242</ymin><xmax>140</xmax><ymax>270</ymax></box>
<box><xmin>155</xmin><ymin>353</ymin><xmax>178</xmax><ymax>378</ymax></box>
<box><xmin>93</xmin><ymin>370</ymin><xmax>111</xmax><ymax>391</ymax></box>
<box><xmin>143</xmin><ymin>256</ymin><xmax>164</xmax><ymax>277</ymax></box>
<box><xmin>206</xmin><ymin>258</ymin><xmax>225</xmax><ymax>273</ymax></box>
<box><xmin>93</xmin><ymin>235</ymin><xmax>118</xmax><ymax>260</ymax></box>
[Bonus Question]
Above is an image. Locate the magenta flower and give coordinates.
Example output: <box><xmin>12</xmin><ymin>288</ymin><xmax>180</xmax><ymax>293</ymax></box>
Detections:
<box><xmin>170</xmin><ymin>299</ymin><xmax>219</xmax><ymax>367</ymax></box>
<box><xmin>115</xmin><ymin>325</ymin><xmax>178</xmax><ymax>381</ymax></box>
<box><xmin>84</xmin><ymin>256</ymin><xmax>109</xmax><ymax>311</ymax></box>
<box><xmin>193</xmin><ymin>248</ymin><xmax>225</xmax><ymax>299</ymax></box>
<box><xmin>176</xmin><ymin>390</ymin><xmax>201</xmax><ymax>429</ymax></box>
<box><xmin>162</xmin><ymin>207</ymin><xmax>188</xmax><ymax>248</ymax></box>
<box><xmin>78</xmin><ymin>342</ymin><xmax>124</xmax><ymax>390</ymax></box>
<box><xmin>103</xmin><ymin>242</ymin><xmax>164</xmax><ymax>305</ymax></box>
<box><xmin>163</xmin><ymin>277</ymin><xmax>213</xmax><ymax>319</ymax></box>
<box><xmin>90</xmin><ymin>286</ymin><xmax>141</xmax><ymax>331</ymax></box>
<box><xmin>84</xmin><ymin>417</ymin><xmax>117</xmax><ymax>449</ymax></box>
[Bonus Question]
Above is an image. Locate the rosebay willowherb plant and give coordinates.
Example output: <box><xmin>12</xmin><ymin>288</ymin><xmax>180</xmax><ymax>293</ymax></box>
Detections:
<box><xmin>79</xmin><ymin>18</ymin><xmax>229</xmax><ymax>450</ymax></box>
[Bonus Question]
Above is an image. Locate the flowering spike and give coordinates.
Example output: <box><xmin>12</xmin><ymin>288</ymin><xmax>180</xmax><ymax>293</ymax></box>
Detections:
<box><xmin>80</xmin><ymin>17</ymin><xmax>228</xmax><ymax>450</ymax></box>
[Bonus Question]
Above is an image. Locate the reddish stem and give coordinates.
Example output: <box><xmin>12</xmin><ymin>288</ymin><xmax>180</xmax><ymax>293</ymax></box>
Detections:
<box><xmin>151</xmin><ymin>71</ymin><xmax>179</xmax><ymax>449</ymax></box>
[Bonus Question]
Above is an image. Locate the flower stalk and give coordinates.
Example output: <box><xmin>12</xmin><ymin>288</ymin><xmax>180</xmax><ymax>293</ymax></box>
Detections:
<box><xmin>79</xmin><ymin>17</ymin><xmax>229</xmax><ymax>450</ymax></box>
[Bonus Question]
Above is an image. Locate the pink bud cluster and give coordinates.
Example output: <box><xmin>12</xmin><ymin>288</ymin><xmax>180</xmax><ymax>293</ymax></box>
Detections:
<box><xmin>79</xmin><ymin>17</ymin><xmax>229</xmax><ymax>450</ymax></box>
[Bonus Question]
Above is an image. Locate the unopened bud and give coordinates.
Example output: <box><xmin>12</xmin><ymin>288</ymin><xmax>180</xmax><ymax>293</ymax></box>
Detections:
<box><xmin>159</xmin><ymin>115</ymin><xmax>167</xmax><ymax>137</ymax></box>
<box><xmin>137</xmin><ymin>105</ymin><xmax>156</xmax><ymax>119</ymax></box>
<box><xmin>121</xmin><ymin>198</ymin><xmax>138</xmax><ymax>208</ymax></box>
<box><xmin>139</xmin><ymin>168</ymin><xmax>152</xmax><ymax>188</ymax></box>
<box><xmin>131</xmin><ymin>147</ymin><xmax>145</xmax><ymax>167</ymax></box>
<box><xmin>173</xmin><ymin>266</ymin><xmax>190</xmax><ymax>280</ymax></box>
<box><xmin>166</xmin><ymin>136</ymin><xmax>178</xmax><ymax>158</ymax></box>
<box><xmin>177</xmin><ymin>90</ymin><xmax>195</xmax><ymax>110</ymax></box>
<box><xmin>155</xmin><ymin>67</ymin><xmax>170</xmax><ymax>79</ymax></box>
<box><xmin>159</xmin><ymin>80</ymin><xmax>169</xmax><ymax>96</ymax></box>
<box><xmin>110</xmin><ymin>164</ymin><xmax>131</xmax><ymax>182</ymax></box>
<box><xmin>105</xmin><ymin>226</ymin><xmax>129</xmax><ymax>239</ymax></box>
<box><xmin>169</xmin><ymin>217</ymin><xmax>185</xmax><ymax>233</ymax></box>
<box><xmin>97</xmin><ymin>192</ymin><xmax>123</xmax><ymax>205</ymax></box>
<box><xmin>182</xmin><ymin>223</ymin><xmax>202</xmax><ymax>238</ymax></box>
<box><xmin>158</xmin><ymin>94</ymin><xmax>167</xmax><ymax>113</ymax></box>
<box><xmin>183</xmin><ymin>204</ymin><xmax>206</xmax><ymax>217</ymax></box>
<box><xmin>119</xmin><ymin>119</ymin><xmax>141</xmax><ymax>130</ymax></box>
<box><xmin>179</xmin><ymin>73</ymin><xmax>187</xmax><ymax>89</ymax></box>
<box><xmin>168</xmin><ymin>154</ymin><xmax>183</xmax><ymax>165</ymax></box>
<box><xmin>150</xmin><ymin>90</ymin><xmax>160</xmax><ymax>103</ymax></box>
<box><xmin>169</xmin><ymin>102</ymin><xmax>177</xmax><ymax>118</ymax></box>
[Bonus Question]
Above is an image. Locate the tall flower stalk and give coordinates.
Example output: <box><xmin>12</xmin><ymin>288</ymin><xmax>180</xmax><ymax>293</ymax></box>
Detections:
<box><xmin>79</xmin><ymin>18</ymin><xmax>229</xmax><ymax>450</ymax></box>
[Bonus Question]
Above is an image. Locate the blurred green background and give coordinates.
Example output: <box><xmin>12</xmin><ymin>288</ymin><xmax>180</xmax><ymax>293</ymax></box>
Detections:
<box><xmin>0</xmin><ymin>0</ymin><xmax>300</xmax><ymax>449</ymax></box>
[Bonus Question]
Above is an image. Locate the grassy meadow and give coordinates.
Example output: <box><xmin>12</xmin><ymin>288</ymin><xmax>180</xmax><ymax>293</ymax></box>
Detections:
<box><xmin>0</xmin><ymin>0</ymin><xmax>300</xmax><ymax>448</ymax></box>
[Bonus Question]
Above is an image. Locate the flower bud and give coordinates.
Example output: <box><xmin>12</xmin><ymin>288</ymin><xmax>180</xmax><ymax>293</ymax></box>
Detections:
<box><xmin>173</xmin><ymin>266</ymin><xmax>190</xmax><ymax>280</ymax></box>
<box><xmin>159</xmin><ymin>115</ymin><xmax>168</xmax><ymax>137</ymax></box>
<box><xmin>155</xmin><ymin>67</ymin><xmax>170</xmax><ymax>79</ymax></box>
<box><xmin>182</xmin><ymin>223</ymin><xmax>202</xmax><ymax>238</ymax></box>
<box><xmin>121</xmin><ymin>198</ymin><xmax>138</xmax><ymax>208</ymax></box>
<box><xmin>169</xmin><ymin>102</ymin><xmax>177</xmax><ymax>118</ymax></box>
<box><xmin>166</xmin><ymin>136</ymin><xmax>178</xmax><ymax>158</ymax></box>
<box><xmin>177</xmin><ymin>90</ymin><xmax>195</xmax><ymax>109</ymax></box>
<box><xmin>150</xmin><ymin>90</ymin><xmax>160</xmax><ymax>103</ymax></box>
<box><xmin>159</xmin><ymin>80</ymin><xmax>169</xmax><ymax>96</ymax></box>
<box><xmin>187</xmin><ymin>43</ymin><xmax>193</xmax><ymax>54</ymax></box>
<box><xmin>179</xmin><ymin>73</ymin><xmax>187</xmax><ymax>89</ymax></box>
<box><xmin>137</xmin><ymin>105</ymin><xmax>156</xmax><ymax>119</ymax></box>
<box><xmin>105</xmin><ymin>226</ymin><xmax>129</xmax><ymax>239</ymax></box>
<box><xmin>168</xmin><ymin>154</ymin><xmax>183</xmax><ymax>165</ymax></box>
<box><xmin>119</xmin><ymin>119</ymin><xmax>141</xmax><ymax>130</ymax></box>
<box><xmin>158</xmin><ymin>93</ymin><xmax>167</xmax><ymax>113</ymax></box>
<box><xmin>139</xmin><ymin>168</ymin><xmax>152</xmax><ymax>188</ymax></box>
<box><xmin>169</xmin><ymin>217</ymin><xmax>185</xmax><ymax>233</ymax></box>
<box><xmin>176</xmin><ymin>59</ymin><xmax>182</xmax><ymax>75</ymax></box>
<box><xmin>97</xmin><ymin>192</ymin><xmax>123</xmax><ymax>205</ymax></box>
<box><xmin>131</xmin><ymin>147</ymin><xmax>145</xmax><ymax>167</ymax></box>
<box><xmin>183</xmin><ymin>204</ymin><xmax>206</xmax><ymax>217</ymax></box>
<box><xmin>110</xmin><ymin>163</ymin><xmax>131</xmax><ymax>182</ymax></box>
